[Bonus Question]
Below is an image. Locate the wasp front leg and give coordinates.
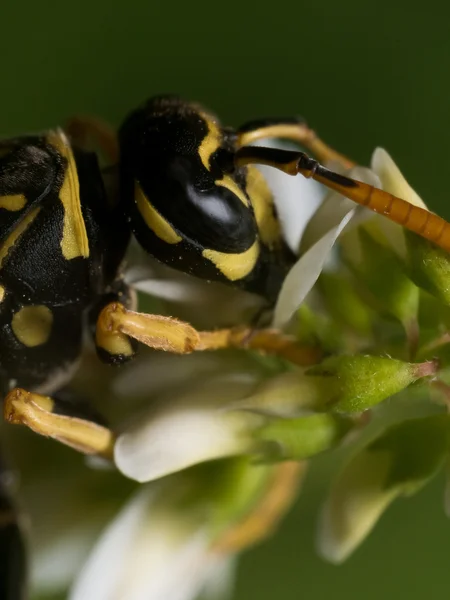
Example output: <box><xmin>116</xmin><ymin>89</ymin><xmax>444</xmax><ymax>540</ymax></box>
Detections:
<box><xmin>95</xmin><ymin>302</ymin><xmax>322</xmax><ymax>367</ymax></box>
<box><xmin>236</xmin><ymin>117</ymin><xmax>355</xmax><ymax>170</ymax></box>
<box><xmin>4</xmin><ymin>389</ymin><xmax>114</xmax><ymax>459</ymax></box>
<box><xmin>0</xmin><ymin>454</ymin><xmax>27</xmax><ymax>600</ymax></box>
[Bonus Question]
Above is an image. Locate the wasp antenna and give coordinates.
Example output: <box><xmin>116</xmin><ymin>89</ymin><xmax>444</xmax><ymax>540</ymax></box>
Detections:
<box><xmin>235</xmin><ymin>146</ymin><xmax>450</xmax><ymax>253</ymax></box>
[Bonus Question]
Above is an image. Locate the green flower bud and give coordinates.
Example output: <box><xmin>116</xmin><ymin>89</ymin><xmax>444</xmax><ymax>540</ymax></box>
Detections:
<box><xmin>318</xmin><ymin>415</ymin><xmax>450</xmax><ymax>563</ymax></box>
<box><xmin>348</xmin><ymin>228</ymin><xmax>419</xmax><ymax>333</ymax></box>
<box><xmin>307</xmin><ymin>354</ymin><xmax>438</xmax><ymax>413</ymax></box>
<box><xmin>256</xmin><ymin>413</ymin><xmax>353</xmax><ymax>462</ymax></box>
<box><xmin>296</xmin><ymin>303</ymin><xmax>342</xmax><ymax>352</ymax></box>
<box><xmin>233</xmin><ymin>370</ymin><xmax>335</xmax><ymax>416</ymax></box>
<box><xmin>406</xmin><ymin>231</ymin><xmax>450</xmax><ymax>306</ymax></box>
<box><xmin>319</xmin><ymin>271</ymin><xmax>374</xmax><ymax>338</ymax></box>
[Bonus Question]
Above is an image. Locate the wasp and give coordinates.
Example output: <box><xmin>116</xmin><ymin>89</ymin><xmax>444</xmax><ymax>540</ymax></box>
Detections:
<box><xmin>1</xmin><ymin>95</ymin><xmax>450</xmax><ymax>597</ymax></box>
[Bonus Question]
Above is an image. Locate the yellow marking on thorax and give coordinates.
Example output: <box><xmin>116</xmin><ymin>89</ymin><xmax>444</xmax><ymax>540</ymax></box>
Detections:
<box><xmin>246</xmin><ymin>166</ymin><xmax>281</xmax><ymax>247</ymax></box>
<box><xmin>0</xmin><ymin>207</ymin><xmax>41</xmax><ymax>268</ymax></box>
<box><xmin>198</xmin><ymin>117</ymin><xmax>249</xmax><ymax>207</ymax></box>
<box><xmin>11</xmin><ymin>305</ymin><xmax>53</xmax><ymax>347</ymax></box>
<box><xmin>135</xmin><ymin>182</ymin><xmax>182</xmax><ymax>244</ymax></box>
<box><xmin>202</xmin><ymin>240</ymin><xmax>260</xmax><ymax>281</ymax></box>
<box><xmin>0</xmin><ymin>194</ymin><xmax>26</xmax><ymax>211</ymax></box>
<box><xmin>46</xmin><ymin>130</ymin><xmax>89</xmax><ymax>260</ymax></box>
<box><xmin>0</xmin><ymin>285</ymin><xmax>5</xmax><ymax>303</ymax></box>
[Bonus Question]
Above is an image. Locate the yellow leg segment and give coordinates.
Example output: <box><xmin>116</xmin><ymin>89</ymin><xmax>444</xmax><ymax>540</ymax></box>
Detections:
<box><xmin>4</xmin><ymin>388</ymin><xmax>114</xmax><ymax>458</ymax></box>
<box><xmin>198</xmin><ymin>327</ymin><xmax>322</xmax><ymax>366</ymax></box>
<box><xmin>213</xmin><ymin>461</ymin><xmax>306</xmax><ymax>553</ymax></box>
<box><xmin>96</xmin><ymin>302</ymin><xmax>200</xmax><ymax>359</ymax></box>
<box><xmin>96</xmin><ymin>302</ymin><xmax>322</xmax><ymax>367</ymax></box>
<box><xmin>237</xmin><ymin>122</ymin><xmax>355</xmax><ymax>170</ymax></box>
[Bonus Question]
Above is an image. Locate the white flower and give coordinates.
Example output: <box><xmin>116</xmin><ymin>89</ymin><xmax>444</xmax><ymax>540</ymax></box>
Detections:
<box><xmin>69</xmin><ymin>486</ymin><xmax>231</xmax><ymax>600</ymax></box>
<box><xmin>117</xmin><ymin>148</ymin><xmax>426</xmax><ymax>483</ymax></box>
<box><xmin>114</xmin><ymin>368</ymin><xmax>262</xmax><ymax>483</ymax></box>
<box><xmin>317</xmin><ymin>415</ymin><xmax>449</xmax><ymax>564</ymax></box>
<box><xmin>274</xmin><ymin>147</ymin><xmax>430</xmax><ymax>329</ymax></box>
<box><xmin>69</xmin><ymin>457</ymin><xmax>304</xmax><ymax>600</ymax></box>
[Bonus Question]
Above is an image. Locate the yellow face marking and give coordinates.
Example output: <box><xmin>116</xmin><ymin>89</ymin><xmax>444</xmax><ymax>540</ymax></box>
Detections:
<box><xmin>198</xmin><ymin>117</ymin><xmax>248</xmax><ymax>207</ymax></box>
<box><xmin>0</xmin><ymin>194</ymin><xmax>26</xmax><ymax>211</ymax></box>
<box><xmin>246</xmin><ymin>166</ymin><xmax>281</xmax><ymax>247</ymax></box>
<box><xmin>0</xmin><ymin>207</ymin><xmax>41</xmax><ymax>268</ymax></box>
<box><xmin>216</xmin><ymin>175</ymin><xmax>249</xmax><ymax>207</ymax></box>
<box><xmin>198</xmin><ymin>116</ymin><xmax>222</xmax><ymax>170</ymax></box>
<box><xmin>0</xmin><ymin>285</ymin><xmax>5</xmax><ymax>303</ymax></box>
<box><xmin>11</xmin><ymin>305</ymin><xmax>53</xmax><ymax>347</ymax></box>
<box><xmin>47</xmin><ymin>130</ymin><xmax>89</xmax><ymax>260</ymax></box>
<box><xmin>203</xmin><ymin>241</ymin><xmax>260</xmax><ymax>281</ymax></box>
<box><xmin>135</xmin><ymin>182</ymin><xmax>182</xmax><ymax>244</ymax></box>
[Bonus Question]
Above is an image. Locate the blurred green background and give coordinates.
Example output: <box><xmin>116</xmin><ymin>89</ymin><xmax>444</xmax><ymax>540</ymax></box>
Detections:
<box><xmin>2</xmin><ymin>1</ymin><xmax>450</xmax><ymax>598</ymax></box>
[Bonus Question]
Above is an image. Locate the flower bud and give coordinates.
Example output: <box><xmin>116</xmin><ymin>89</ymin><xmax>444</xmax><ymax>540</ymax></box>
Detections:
<box><xmin>256</xmin><ymin>413</ymin><xmax>353</xmax><ymax>461</ymax></box>
<box><xmin>317</xmin><ymin>415</ymin><xmax>450</xmax><ymax>563</ymax></box>
<box><xmin>307</xmin><ymin>355</ymin><xmax>438</xmax><ymax>413</ymax></box>
<box><xmin>346</xmin><ymin>228</ymin><xmax>419</xmax><ymax>333</ymax></box>
<box><xmin>406</xmin><ymin>231</ymin><xmax>450</xmax><ymax>306</ymax></box>
<box><xmin>319</xmin><ymin>271</ymin><xmax>374</xmax><ymax>338</ymax></box>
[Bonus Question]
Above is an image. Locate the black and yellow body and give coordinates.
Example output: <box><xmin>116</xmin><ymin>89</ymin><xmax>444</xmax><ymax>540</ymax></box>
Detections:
<box><xmin>0</xmin><ymin>96</ymin><xmax>376</xmax><ymax>596</ymax></box>
<box><xmin>0</xmin><ymin>130</ymin><xmax>130</xmax><ymax>397</ymax></box>
<box><xmin>119</xmin><ymin>95</ymin><xmax>295</xmax><ymax>303</ymax></box>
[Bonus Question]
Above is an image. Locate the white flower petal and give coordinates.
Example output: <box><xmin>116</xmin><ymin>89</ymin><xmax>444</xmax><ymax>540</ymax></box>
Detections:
<box><xmin>258</xmin><ymin>163</ymin><xmax>325</xmax><ymax>253</ymax></box>
<box><xmin>202</xmin><ymin>557</ymin><xmax>236</xmax><ymax>600</ymax></box>
<box><xmin>272</xmin><ymin>207</ymin><xmax>355</xmax><ymax>329</ymax></box>
<box><xmin>70</xmin><ymin>490</ymin><xmax>153</xmax><ymax>600</ymax></box>
<box><xmin>127</xmin><ymin>253</ymin><xmax>264</xmax><ymax>329</ymax></box>
<box><xmin>317</xmin><ymin>450</ymin><xmax>396</xmax><ymax>564</ymax></box>
<box><xmin>112</xmin><ymin>352</ymin><xmax>264</xmax><ymax>400</ymax></box>
<box><xmin>114</xmin><ymin>383</ymin><xmax>257</xmax><ymax>482</ymax></box>
<box><xmin>371</xmin><ymin>148</ymin><xmax>427</xmax><ymax>209</ymax></box>
<box><xmin>300</xmin><ymin>166</ymin><xmax>380</xmax><ymax>254</ymax></box>
<box><xmin>132</xmin><ymin>278</ymin><xmax>204</xmax><ymax>303</ymax></box>
<box><xmin>70</xmin><ymin>489</ymin><xmax>219</xmax><ymax>600</ymax></box>
<box><xmin>32</xmin><ymin>526</ymin><xmax>96</xmax><ymax>595</ymax></box>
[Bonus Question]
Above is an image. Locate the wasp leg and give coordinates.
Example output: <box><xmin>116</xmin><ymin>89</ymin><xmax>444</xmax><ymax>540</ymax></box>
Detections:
<box><xmin>234</xmin><ymin>145</ymin><xmax>450</xmax><ymax>254</ymax></box>
<box><xmin>0</xmin><ymin>455</ymin><xmax>27</xmax><ymax>600</ymax></box>
<box><xmin>65</xmin><ymin>115</ymin><xmax>119</xmax><ymax>164</ymax></box>
<box><xmin>236</xmin><ymin>117</ymin><xmax>355</xmax><ymax>170</ymax></box>
<box><xmin>95</xmin><ymin>302</ymin><xmax>201</xmax><ymax>364</ymax></box>
<box><xmin>197</xmin><ymin>327</ymin><xmax>322</xmax><ymax>366</ymax></box>
<box><xmin>95</xmin><ymin>302</ymin><xmax>322</xmax><ymax>367</ymax></box>
<box><xmin>3</xmin><ymin>389</ymin><xmax>114</xmax><ymax>459</ymax></box>
<box><xmin>213</xmin><ymin>461</ymin><xmax>305</xmax><ymax>554</ymax></box>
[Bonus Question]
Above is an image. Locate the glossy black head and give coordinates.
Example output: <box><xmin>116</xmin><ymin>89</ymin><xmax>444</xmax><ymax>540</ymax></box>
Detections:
<box><xmin>119</xmin><ymin>97</ymin><xmax>264</xmax><ymax>282</ymax></box>
<box><xmin>119</xmin><ymin>96</ymin><xmax>294</xmax><ymax>301</ymax></box>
